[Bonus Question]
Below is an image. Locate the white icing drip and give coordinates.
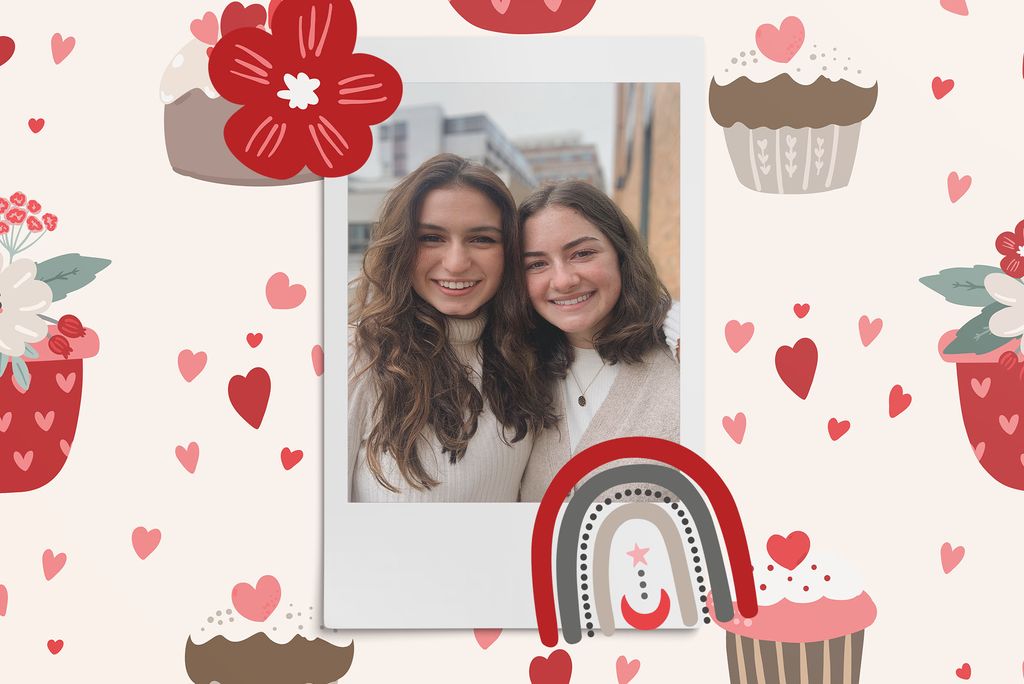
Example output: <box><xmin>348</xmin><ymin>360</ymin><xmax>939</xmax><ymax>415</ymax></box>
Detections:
<box><xmin>160</xmin><ymin>38</ymin><xmax>219</xmax><ymax>104</ymax></box>
<box><xmin>714</xmin><ymin>43</ymin><xmax>875</xmax><ymax>89</ymax></box>
<box><xmin>189</xmin><ymin>600</ymin><xmax>341</xmax><ymax>646</ymax></box>
<box><xmin>751</xmin><ymin>551</ymin><xmax>864</xmax><ymax>606</ymax></box>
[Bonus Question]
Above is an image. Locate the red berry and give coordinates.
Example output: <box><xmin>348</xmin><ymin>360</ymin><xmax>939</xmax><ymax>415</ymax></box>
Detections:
<box><xmin>26</xmin><ymin>216</ymin><xmax>43</xmax><ymax>232</ymax></box>
<box><xmin>999</xmin><ymin>351</ymin><xmax>1019</xmax><ymax>372</ymax></box>
<box><xmin>48</xmin><ymin>335</ymin><xmax>73</xmax><ymax>359</ymax></box>
<box><xmin>42</xmin><ymin>213</ymin><xmax>58</xmax><ymax>231</ymax></box>
<box><xmin>26</xmin><ymin>199</ymin><xmax>41</xmax><ymax>214</ymax></box>
<box><xmin>57</xmin><ymin>315</ymin><xmax>86</xmax><ymax>339</ymax></box>
<box><xmin>9</xmin><ymin>191</ymin><xmax>25</xmax><ymax>206</ymax></box>
<box><xmin>5</xmin><ymin>208</ymin><xmax>26</xmax><ymax>224</ymax></box>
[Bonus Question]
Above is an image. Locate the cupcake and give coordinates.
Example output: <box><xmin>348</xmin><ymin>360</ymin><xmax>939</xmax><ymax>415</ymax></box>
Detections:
<box><xmin>713</xmin><ymin>532</ymin><xmax>876</xmax><ymax>684</ymax></box>
<box><xmin>709</xmin><ymin>16</ymin><xmax>878</xmax><ymax>194</ymax></box>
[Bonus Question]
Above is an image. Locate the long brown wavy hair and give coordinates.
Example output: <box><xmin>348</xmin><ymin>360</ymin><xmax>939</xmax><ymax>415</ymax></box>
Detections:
<box><xmin>351</xmin><ymin>153</ymin><xmax>557</xmax><ymax>492</ymax></box>
<box><xmin>518</xmin><ymin>180</ymin><xmax>672</xmax><ymax>378</ymax></box>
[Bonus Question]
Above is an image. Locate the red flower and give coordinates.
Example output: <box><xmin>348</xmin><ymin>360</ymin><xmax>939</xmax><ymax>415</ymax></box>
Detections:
<box><xmin>5</xmin><ymin>208</ymin><xmax>26</xmax><ymax>224</ymax></box>
<box><xmin>996</xmin><ymin>220</ymin><xmax>1024</xmax><ymax>277</ymax></box>
<box><xmin>9</xmin><ymin>192</ymin><xmax>25</xmax><ymax>207</ymax></box>
<box><xmin>208</xmin><ymin>0</ymin><xmax>402</xmax><ymax>180</ymax></box>
<box><xmin>27</xmin><ymin>199</ymin><xmax>41</xmax><ymax>214</ymax></box>
<box><xmin>27</xmin><ymin>216</ymin><xmax>43</xmax><ymax>232</ymax></box>
<box><xmin>0</xmin><ymin>198</ymin><xmax>8</xmax><ymax>214</ymax></box>
<box><xmin>42</xmin><ymin>213</ymin><xmax>58</xmax><ymax>231</ymax></box>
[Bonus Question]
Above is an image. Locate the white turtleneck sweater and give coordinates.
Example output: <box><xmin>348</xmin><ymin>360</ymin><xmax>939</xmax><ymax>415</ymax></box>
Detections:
<box><xmin>348</xmin><ymin>315</ymin><xmax>531</xmax><ymax>502</ymax></box>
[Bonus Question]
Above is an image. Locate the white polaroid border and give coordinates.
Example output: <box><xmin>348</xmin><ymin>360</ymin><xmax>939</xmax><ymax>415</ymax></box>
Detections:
<box><xmin>324</xmin><ymin>35</ymin><xmax>705</xmax><ymax>628</ymax></box>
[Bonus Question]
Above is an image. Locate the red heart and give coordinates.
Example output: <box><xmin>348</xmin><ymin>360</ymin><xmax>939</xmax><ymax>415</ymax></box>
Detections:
<box><xmin>281</xmin><ymin>447</ymin><xmax>303</xmax><ymax>470</ymax></box>
<box><xmin>828</xmin><ymin>418</ymin><xmax>851</xmax><ymax>441</ymax></box>
<box><xmin>221</xmin><ymin>2</ymin><xmax>268</xmax><ymax>35</ymax></box>
<box><xmin>775</xmin><ymin>338</ymin><xmax>817</xmax><ymax>399</ymax></box>
<box><xmin>228</xmin><ymin>367</ymin><xmax>271</xmax><ymax>429</ymax></box>
<box><xmin>793</xmin><ymin>303</ymin><xmax>810</xmax><ymax>318</ymax></box>
<box><xmin>246</xmin><ymin>332</ymin><xmax>263</xmax><ymax>348</ymax></box>
<box><xmin>529</xmin><ymin>649</ymin><xmax>572</xmax><ymax>684</ymax></box>
<box><xmin>450</xmin><ymin>0</ymin><xmax>597</xmax><ymax>34</ymax></box>
<box><xmin>28</xmin><ymin>118</ymin><xmax>45</xmax><ymax>133</ymax></box>
<box><xmin>932</xmin><ymin>76</ymin><xmax>955</xmax><ymax>99</ymax></box>
<box><xmin>888</xmin><ymin>384</ymin><xmax>912</xmax><ymax>418</ymax></box>
<box><xmin>47</xmin><ymin>639</ymin><xmax>63</xmax><ymax>654</ymax></box>
<box><xmin>766</xmin><ymin>531</ymin><xmax>810</xmax><ymax>570</ymax></box>
<box><xmin>0</xmin><ymin>36</ymin><xmax>15</xmax><ymax>68</ymax></box>
<box><xmin>956</xmin><ymin>663</ymin><xmax>971</xmax><ymax>679</ymax></box>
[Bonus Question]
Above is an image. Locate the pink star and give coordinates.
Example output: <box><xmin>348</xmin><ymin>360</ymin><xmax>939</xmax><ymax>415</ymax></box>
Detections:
<box><xmin>626</xmin><ymin>543</ymin><xmax>650</xmax><ymax>567</ymax></box>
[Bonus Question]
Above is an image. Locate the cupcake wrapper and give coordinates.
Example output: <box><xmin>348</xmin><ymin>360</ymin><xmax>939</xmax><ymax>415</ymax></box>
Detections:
<box><xmin>725</xmin><ymin>630</ymin><xmax>865</xmax><ymax>684</ymax></box>
<box><xmin>720</xmin><ymin>123</ymin><xmax>863</xmax><ymax>194</ymax></box>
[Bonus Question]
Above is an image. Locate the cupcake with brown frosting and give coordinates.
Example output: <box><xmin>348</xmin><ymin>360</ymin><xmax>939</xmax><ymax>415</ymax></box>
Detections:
<box><xmin>709</xmin><ymin>17</ymin><xmax>877</xmax><ymax>194</ymax></box>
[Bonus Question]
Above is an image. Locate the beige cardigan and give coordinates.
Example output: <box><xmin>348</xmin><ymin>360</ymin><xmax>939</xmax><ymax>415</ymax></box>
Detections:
<box><xmin>519</xmin><ymin>345</ymin><xmax>681</xmax><ymax>502</ymax></box>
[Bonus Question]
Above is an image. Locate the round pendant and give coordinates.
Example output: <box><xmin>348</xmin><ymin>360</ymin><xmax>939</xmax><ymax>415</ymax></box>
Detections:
<box><xmin>578</xmin><ymin>395</ymin><xmax>586</xmax><ymax>407</ymax></box>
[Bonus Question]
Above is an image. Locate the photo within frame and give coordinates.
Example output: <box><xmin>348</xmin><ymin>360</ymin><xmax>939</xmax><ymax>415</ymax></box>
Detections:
<box><xmin>324</xmin><ymin>36</ymin><xmax>704</xmax><ymax>628</ymax></box>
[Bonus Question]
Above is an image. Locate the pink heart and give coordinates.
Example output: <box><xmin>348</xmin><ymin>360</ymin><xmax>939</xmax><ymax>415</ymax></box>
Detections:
<box><xmin>232</xmin><ymin>575</ymin><xmax>282</xmax><ymax>622</ymax></box>
<box><xmin>0</xmin><ymin>412</ymin><xmax>11</xmax><ymax>432</ymax></box>
<box><xmin>312</xmin><ymin>344</ymin><xmax>324</xmax><ymax>376</ymax></box>
<box><xmin>974</xmin><ymin>442</ymin><xmax>985</xmax><ymax>460</ymax></box>
<box><xmin>176</xmin><ymin>442</ymin><xmax>199</xmax><ymax>474</ymax></box>
<box><xmin>50</xmin><ymin>33</ymin><xmax>75</xmax><ymax>64</ymax></box>
<box><xmin>941</xmin><ymin>542</ymin><xmax>965</xmax><ymax>573</ymax></box>
<box><xmin>724</xmin><ymin>320</ymin><xmax>754</xmax><ymax>353</ymax></box>
<box><xmin>474</xmin><ymin>628</ymin><xmax>502</xmax><ymax>649</ymax></box>
<box><xmin>755</xmin><ymin>16</ymin><xmax>805</xmax><ymax>64</ymax></box>
<box><xmin>0</xmin><ymin>584</ymin><xmax>7</xmax><ymax>617</ymax></box>
<box><xmin>948</xmin><ymin>172</ymin><xmax>972</xmax><ymax>203</ymax></box>
<box><xmin>132</xmin><ymin>527</ymin><xmax>161</xmax><ymax>560</ymax></box>
<box><xmin>35</xmin><ymin>411</ymin><xmax>55</xmax><ymax>431</ymax></box>
<box><xmin>616</xmin><ymin>656</ymin><xmax>641</xmax><ymax>684</ymax></box>
<box><xmin>190</xmin><ymin>11</ymin><xmax>220</xmax><ymax>45</ymax></box>
<box><xmin>13</xmin><ymin>451</ymin><xmax>33</xmax><ymax>472</ymax></box>
<box><xmin>59</xmin><ymin>440</ymin><xmax>71</xmax><ymax>456</ymax></box>
<box><xmin>543</xmin><ymin>0</ymin><xmax>563</xmax><ymax>10</ymax></box>
<box><xmin>1000</xmin><ymin>414</ymin><xmax>1019</xmax><ymax>435</ymax></box>
<box><xmin>266</xmin><ymin>272</ymin><xmax>306</xmax><ymax>309</ymax></box>
<box><xmin>940</xmin><ymin>0</ymin><xmax>969</xmax><ymax>15</ymax></box>
<box><xmin>858</xmin><ymin>316</ymin><xmax>882</xmax><ymax>346</ymax></box>
<box><xmin>722</xmin><ymin>413</ymin><xmax>746</xmax><ymax>444</ymax></box>
<box><xmin>970</xmin><ymin>377</ymin><xmax>991</xmax><ymax>398</ymax></box>
<box><xmin>42</xmin><ymin>549</ymin><xmax>66</xmax><ymax>581</ymax></box>
<box><xmin>178</xmin><ymin>350</ymin><xmax>207</xmax><ymax>382</ymax></box>
<box><xmin>491</xmin><ymin>0</ymin><xmax>512</xmax><ymax>14</ymax></box>
<box><xmin>56</xmin><ymin>372</ymin><xmax>76</xmax><ymax>393</ymax></box>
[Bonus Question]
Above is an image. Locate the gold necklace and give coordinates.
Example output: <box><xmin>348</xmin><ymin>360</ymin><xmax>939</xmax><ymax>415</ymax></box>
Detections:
<box><xmin>568</xmin><ymin>359</ymin><xmax>607</xmax><ymax>407</ymax></box>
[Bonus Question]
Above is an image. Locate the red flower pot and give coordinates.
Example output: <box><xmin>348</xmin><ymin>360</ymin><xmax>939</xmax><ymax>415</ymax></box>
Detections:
<box><xmin>0</xmin><ymin>326</ymin><xmax>99</xmax><ymax>493</ymax></box>
<box><xmin>939</xmin><ymin>329</ymin><xmax>1024</xmax><ymax>491</ymax></box>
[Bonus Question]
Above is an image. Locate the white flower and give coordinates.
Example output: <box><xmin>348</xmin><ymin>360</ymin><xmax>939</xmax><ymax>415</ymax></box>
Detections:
<box><xmin>0</xmin><ymin>259</ymin><xmax>52</xmax><ymax>356</ymax></box>
<box><xmin>984</xmin><ymin>272</ymin><xmax>1024</xmax><ymax>338</ymax></box>
<box><xmin>276</xmin><ymin>72</ymin><xmax>320</xmax><ymax>110</ymax></box>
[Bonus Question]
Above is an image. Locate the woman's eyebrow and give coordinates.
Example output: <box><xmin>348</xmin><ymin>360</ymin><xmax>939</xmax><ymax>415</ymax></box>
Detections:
<box><xmin>417</xmin><ymin>223</ymin><xmax>501</xmax><ymax>234</ymax></box>
<box><xmin>562</xmin><ymin>236</ymin><xmax>598</xmax><ymax>250</ymax></box>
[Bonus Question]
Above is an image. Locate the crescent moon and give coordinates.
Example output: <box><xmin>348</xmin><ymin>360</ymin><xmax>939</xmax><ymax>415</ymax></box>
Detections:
<box><xmin>620</xmin><ymin>589</ymin><xmax>671</xmax><ymax>630</ymax></box>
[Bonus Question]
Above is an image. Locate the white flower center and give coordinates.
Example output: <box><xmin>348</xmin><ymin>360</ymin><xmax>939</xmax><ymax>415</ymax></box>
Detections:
<box><xmin>276</xmin><ymin>72</ymin><xmax>320</xmax><ymax>110</ymax></box>
<box><xmin>1016</xmin><ymin>245</ymin><xmax>1024</xmax><ymax>258</ymax></box>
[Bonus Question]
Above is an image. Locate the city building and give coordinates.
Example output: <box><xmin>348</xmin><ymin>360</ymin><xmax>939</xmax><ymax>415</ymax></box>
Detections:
<box><xmin>515</xmin><ymin>133</ymin><xmax>606</xmax><ymax>191</ymax></box>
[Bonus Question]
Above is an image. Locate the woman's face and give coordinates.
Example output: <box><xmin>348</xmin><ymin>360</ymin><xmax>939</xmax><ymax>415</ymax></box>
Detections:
<box><xmin>412</xmin><ymin>185</ymin><xmax>505</xmax><ymax>319</ymax></box>
<box><xmin>523</xmin><ymin>205</ymin><xmax>622</xmax><ymax>348</ymax></box>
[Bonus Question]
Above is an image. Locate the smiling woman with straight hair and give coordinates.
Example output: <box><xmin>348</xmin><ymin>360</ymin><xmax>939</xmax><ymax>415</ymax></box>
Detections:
<box><xmin>349</xmin><ymin>153</ymin><xmax>556</xmax><ymax>502</ymax></box>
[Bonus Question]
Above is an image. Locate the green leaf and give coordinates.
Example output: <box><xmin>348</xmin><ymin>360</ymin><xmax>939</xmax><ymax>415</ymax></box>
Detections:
<box><xmin>943</xmin><ymin>302</ymin><xmax>1014</xmax><ymax>355</ymax></box>
<box><xmin>34</xmin><ymin>253</ymin><xmax>112</xmax><ymax>302</ymax></box>
<box><xmin>919</xmin><ymin>265</ymin><xmax>1002</xmax><ymax>306</ymax></box>
<box><xmin>10</xmin><ymin>356</ymin><xmax>30</xmax><ymax>391</ymax></box>
<box><xmin>0</xmin><ymin>353</ymin><xmax>8</xmax><ymax>378</ymax></box>
<box><xmin>21</xmin><ymin>343</ymin><xmax>39</xmax><ymax>360</ymax></box>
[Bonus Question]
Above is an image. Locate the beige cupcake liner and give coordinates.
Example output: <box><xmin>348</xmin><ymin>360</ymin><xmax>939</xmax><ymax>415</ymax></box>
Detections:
<box><xmin>725</xmin><ymin>630</ymin><xmax>866</xmax><ymax>684</ymax></box>
<box><xmin>720</xmin><ymin>123</ymin><xmax>863</xmax><ymax>194</ymax></box>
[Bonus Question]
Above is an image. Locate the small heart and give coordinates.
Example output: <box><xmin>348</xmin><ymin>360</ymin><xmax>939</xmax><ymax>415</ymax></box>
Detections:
<box><xmin>13</xmin><ymin>451</ymin><xmax>33</xmax><ymax>471</ymax></box>
<box><xmin>132</xmin><ymin>527</ymin><xmax>161</xmax><ymax>560</ymax></box>
<box><xmin>543</xmin><ymin>0</ymin><xmax>563</xmax><ymax>11</ymax></box>
<box><xmin>232</xmin><ymin>575</ymin><xmax>282</xmax><ymax>622</ymax></box>
<box><xmin>948</xmin><ymin>172</ymin><xmax>972</xmax><ymax>203</ymax></box>
<box><xmin>0</xmin><ymin>412</ymin><xmax>11</xmax><ymax>432</ymax></box>
<box><xmin>50</xmin><ymin>33</ymin><xmax>75</xmax><ymax>64</ymax></box>
<box><xmin>766</xmin><ymin>531</ymin><xmax>810</xmax><ymax>570</ymax></box>
<box><xmin>0</xmin><ymin>36</ymin><xmax>15</xmax><ymax>68</ymax></box>
<box><xmin>755</xmin><ymin>16</ymin><xmax>805</xmax><ymax>64</ymax></box>
<box><xmin>190</xmin><ymin>11</ymin><xmax>220</xmax><ymax>45</ymax></box>
<box><xmin>28</xmin><ymin>118</ymin><xmax>45</xmax><ymax>133</ymax></box>
<box><xmin>1000</xmin><ymin>414</ymin><xmax>1019</xmax><ymax>435</ymax></box>
<box><xmin>56</xmin><ymin>372</ymin><xmax>76</xmax><ymax>393</ymax></box>
<box><xmin>59</xmin><ymin>439</ymin><xmax>71</xmax><ymax>456</ymax></box>
<box><xmin>474</xmin><ymin>628</ymin><xmax>502</xmax><ymax>649</ymax></box>
<box><xmin>724</xmin><ymin>320</ymin><xmax>754</xmax><ymax>353</ymax></box>
<box><xmin>970</xmin><ymin>377</ymin><xmax>991</xmax><ymax>398</ymax></box>
<box><xmin>932</xmin><ymin>76</ymin><xmax>954</xmax><ymax>99</ymax></box>
<box><xmin>47</xmin><ymin>639</ymin><xmax>63</xmax><ymax>655</ymax></box>
<box><xmin>491</xmin><ymin>0</ymin><xmax>512</xmax><ymax>13</ymax></box>
<box><xmin>941</xmin><ymin>542</ymin><xmax>965</xmax><ymax>574</ymax></box>
<box><xmin>956</xmin><ymin>662</ymin><xmax>971</xmax><ymax>679</ymax></box>
<box><xmin>175</xmin><ymin>442</ymin><xmax>199</xmax><ymax>474</ymax></box>
<box><xmin>940</xmin><ymin>0</ymin><xmax>969</xmax><ymax>15</ymax></box>
<box><xmin>529</xmin><ymin>649</ymin><xmax>572</xmax><ymax>684</ymax></box>
<box><xmin>889</xmin><ymin>385</ymin><xmax>912</xmax><ymax>418</ymax></box>
<box><xmin>312</xmin><ymin>344</ymin><xmax>324</xmax><ymax>376</ymax></box>
<box><xmin>793</xmin><ymin>303</ymin><xmax>810</xmax><ymax>318</ymax></box>
<box><xmin>0</xmin><ymin>584</ymin><xmax>7</xmax><ymax>616</ymax></box>
<box><xmin>228</xmin><ymin>367</ymin><xmax>271</xmax><ymax>429</ymax></box>
<box><xmin>775</xmin><ymin>338</ymin><xmax>818</xmax><ymax>400</ymax></box>
<box><xmin>266</xmin><ymin>272</ymin><xmax>306</xmax><ymax>309</ymax></box>
<box><xmin>974</xmin><ymin>442</ymin><xmax>985</xmax><ymax>460</ymax></box>
<box><xmin>42</xmin><ymin>549</ymin><xmax>66</xmax><ymax>581</ymax></box>
<box><xmin>858</xmin><ymin>316</ymin><xmax>883</xmax><ymax>346</ymax></box>
<box><xmin>281</xmin><ymin>447</ymin><xmax>303</xmax><ymax>470</ymax></box>
<box><xmin>220</xmin><ymin>2</ymin><xmax>268</xmax><ymax>35</ymax></box>
<box><xmin>178</xmin><ymin>350</ymin><xmax>207</xmax><ymax>382</ymax></box>
<box><xmin>35</xmin><ymin>411</ymin><xmax>55</xmax><ymax>431</ymax></box>
<box><xmin>722</xmin><ymin>413</ymin><xmax>746</xmax><ymax>444</ymax></box>
<box><xmin>616</xmin><ymin>656</ymin><xmax>641</xmax><ymax>684</ymax></box>
<box><xmin>246</xmin><ymin>332</ymin><xmax>263</xmax><ymax>348</ymax></box>
<box><xmin>828</xmin><ymin>418</ymin><xmax>851</xmax><ymax>441</ymax></box>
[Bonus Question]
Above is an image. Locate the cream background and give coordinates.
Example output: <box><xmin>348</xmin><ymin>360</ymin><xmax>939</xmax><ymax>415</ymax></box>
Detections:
<box><xmin>0</xmin><ymin>0</ymin><xmax>1020</xmax><ymax>680</ymax></box>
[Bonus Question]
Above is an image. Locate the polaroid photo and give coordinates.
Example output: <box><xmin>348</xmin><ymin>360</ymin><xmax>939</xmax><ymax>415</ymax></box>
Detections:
<box><xmin>325</xmin><ymin>36</ymin><xmax>705</xmax><ymax>628</ymax></box>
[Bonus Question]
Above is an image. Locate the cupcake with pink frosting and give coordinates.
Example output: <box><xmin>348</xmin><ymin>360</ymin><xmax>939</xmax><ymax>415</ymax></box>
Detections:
<box><xmin>712</xmin><ymin>531</ymin><xmax>876</xmax><ymax>684</ymax></box>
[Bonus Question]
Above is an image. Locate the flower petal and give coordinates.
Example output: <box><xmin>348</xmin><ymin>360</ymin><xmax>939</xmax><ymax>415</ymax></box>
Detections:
<box><xmin>996</xmin><ymin>231</ymin><xmax>1019</xmax><ymax>256</ymax></box>
<box><xmin>331</xmin><ymin>53</ymin><xmax>403</xmax><ymax>125</ymax></box>
<box><xmin>208</xmin><ymin>27</ymin><xmax>284</xmax><ymax>104</ymax></box>
<box><xmin>0</xmin><ymin>259</ymin><xmax>38</xmax><ymax>291</ymax></box>
<box><xmin>989</xmin><ymin>305</ymin><xmax>1024</xmax><ymax>338</ymax></box>
<box><xmin>223</xmin><ymin>104</ymin><xmax>310</xmax><ymax>180</ymax></box>
<box><xmin>1001</xmin><ymin>255</ymin><xmax>1024</xmax><ymax>278</ymax></box>
<box><xmin>273</xmin><ymin>0</ymin><xmax>356</xmax><ymax>67</ymax></box>
<box><xmin>298</xmin><ymin>108</ymin><xmax>372</xmax><ymax>177</ymax></box>
<box><xmin>10</xmin><ymin>280</ymin><xmax>53</xmax><ymax>314</ymax></box>
<box><xmin>985</xmin><ymin>272</ymin><xmax>1024</xmax><ymax>305</ymax></box>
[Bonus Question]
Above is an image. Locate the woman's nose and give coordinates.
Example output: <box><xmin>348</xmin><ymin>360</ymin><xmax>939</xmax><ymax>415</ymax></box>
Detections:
<box><xmin>441</xmin><ymin>243</ymin><xmax>472</xmax><ymax>273</ymax></box>
<box><xmin>551</xmin><ymin>263</ymin><xmax>580</xmax><ymax>291</ymax></box>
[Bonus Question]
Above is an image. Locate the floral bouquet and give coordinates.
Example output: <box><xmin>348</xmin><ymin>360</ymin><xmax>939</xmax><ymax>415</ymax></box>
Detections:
<box><xmin>921</xmin><ymin>219</ymin><xmax>1024</xmax><ymax>490</ymax></box>
<box><xmin>0</xmin><ymin>191</ymin><xmax>109</xmax><ymax>493</ymax></box>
